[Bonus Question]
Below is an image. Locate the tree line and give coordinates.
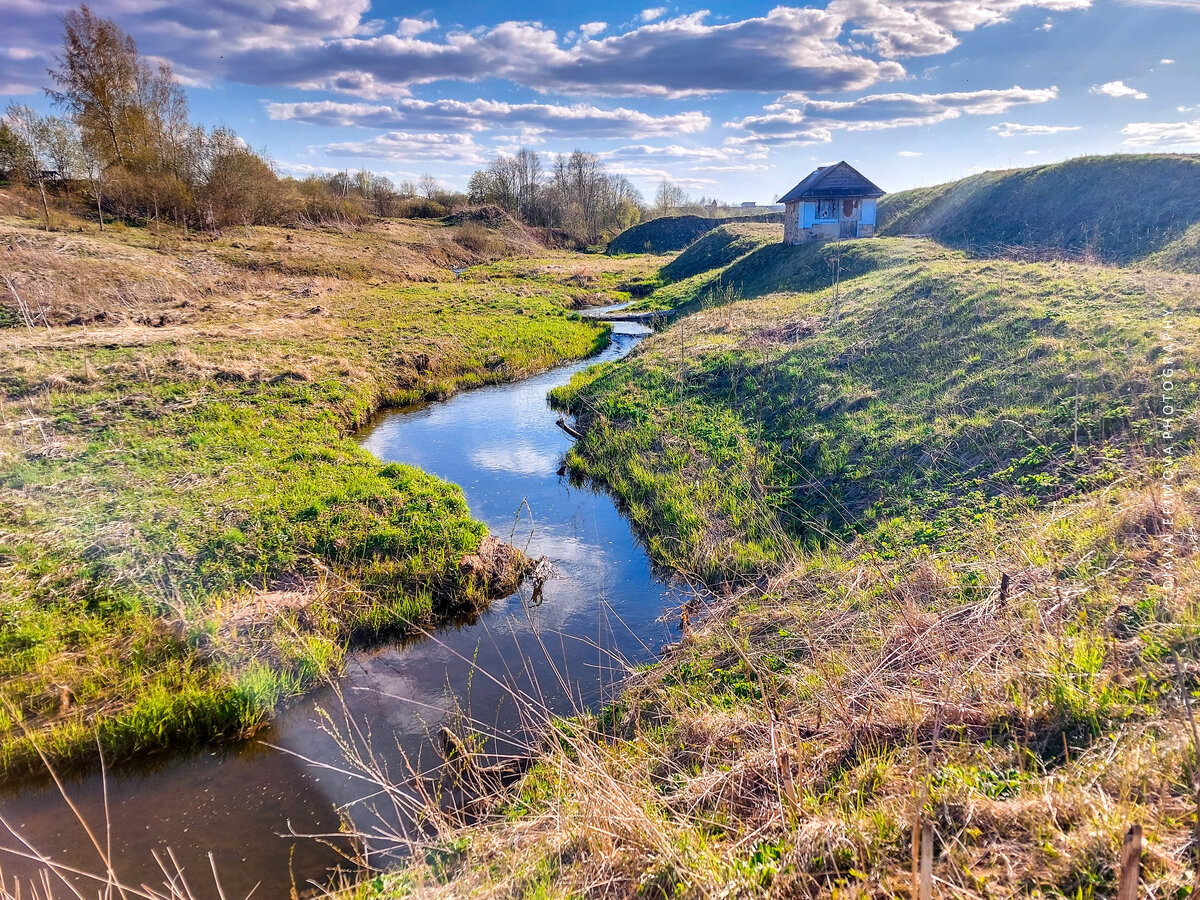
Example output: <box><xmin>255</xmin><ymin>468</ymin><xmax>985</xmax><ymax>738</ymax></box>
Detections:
<box><xmin>0</xmin><ymin>6</ymin><xmax>474</xmax><ymax>231</ymax></box>
<box><xmin>0</xmin><ymin>4</ymin><xmax>731</xmax><ymax>241</ymax></box>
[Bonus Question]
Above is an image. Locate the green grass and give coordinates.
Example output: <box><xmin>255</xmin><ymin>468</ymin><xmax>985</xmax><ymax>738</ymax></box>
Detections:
<box><xmin>0</xmin><ymin>220</ymin><xmax>657</xmax><ymax>778</ymax></box>
<box><xmin>389</xmin><ymin>220</ymin><xmax>1200</xmax><ymax>898</ymax></box>
<box><xmin>556</xmin><ymin>237</ymin><xmax>1198</xmax><ymax>576</ymax></box>
<box><xmin>607</xmin><ymin>212</ymin><xmax>784</xmax><ymax>255</ymax></box>
<box><xmin>877</xmin><ymin>153</ymin><xmax>1200</xmax><ymax>264</ymax></box>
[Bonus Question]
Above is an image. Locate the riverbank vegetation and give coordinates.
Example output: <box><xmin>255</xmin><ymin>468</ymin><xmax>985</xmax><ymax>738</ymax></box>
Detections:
<box><xmin>0</xmin><ymin>206</ymin><xmax>658</xmax><ymax>779</ymax></box>
<box><xmin>377</xmin><ymin>231</ymin><xmax>1198</xmax><ymax>895</ymax></box>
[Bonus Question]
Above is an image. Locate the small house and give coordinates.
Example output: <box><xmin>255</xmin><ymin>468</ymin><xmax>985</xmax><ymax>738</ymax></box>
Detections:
<box><xmin>779</xmin><ymin>162</ymin><xmax>885</xmax><ymax>245</ymax></box>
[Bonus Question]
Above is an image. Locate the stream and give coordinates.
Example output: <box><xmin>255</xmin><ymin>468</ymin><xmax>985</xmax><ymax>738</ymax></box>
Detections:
<box><xmin>0</xmin><ymin>319</ymin><xmax>685</xmax><ymax>899</ymax></box>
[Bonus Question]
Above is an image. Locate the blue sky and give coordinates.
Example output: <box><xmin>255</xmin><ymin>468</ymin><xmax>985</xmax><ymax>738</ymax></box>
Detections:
<box><xmin>3</xmin><ymin>0</ymin><xmax>1197</xmax><ymax>202</ymax></box>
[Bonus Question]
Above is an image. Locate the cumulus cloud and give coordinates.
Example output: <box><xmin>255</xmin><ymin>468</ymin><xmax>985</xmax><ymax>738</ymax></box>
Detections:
<box><xmin>267</xmin><ymin>98</ymin><xmax>709</xmax><ymax>138</ymax></box>
<box><xmin>726</xmin><ymin>86</ymin><xmax>1058</xmax><ymax>144</ymax></box>
<box><xmin>827</xmin><ymin>0</ymin><xmax>1091</xmax><ymax>57</ymax></box>
<box><xmin>601</xmin><ymin>164</ymin><xmax>716</xmax><ymax>190</ymax></box>
<box><xmin>1090</xmin><ymin>80</ymin><xmax>1148</xmax><ymax>99</ymax></box>
<box><xmin>599</xmin><ymin>144</ymin><xmax>745</xmax><ymax>162</ymax></box>
<box><xmin>323</xmin><ymin>131</ymin><xmax>485</xmax><ymax>162</ymax></box>
<box><xmin>1</xmin><ymin>0</ymin><xmax>1099</xmax><ymax>103</ymax></box>
<box><xmin>1121</xmin><ymin>117</ymin><xmax>1200</xmax><ymax>147</ymax></box>
<box><xmin>396</xmin><ymin>18</ymin><xmax>437</xmax><ymax>38</ymax></box>
<box><xmin>0</xmin><ymin>0</ymin><xmax>373</xmax><ymax>97</ymax></box>
<box><xmin>222</xmin><ymin>8</ymin><xmax>907</xmax><ymax>98</ymax></box>
<box><xmin>990</xmin><ymin>121</ymin><xmax>1080</xmax><ymax>135</ymax></box>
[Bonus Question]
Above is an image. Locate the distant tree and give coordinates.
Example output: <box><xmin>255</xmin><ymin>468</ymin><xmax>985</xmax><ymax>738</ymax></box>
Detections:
<box><xmin>654</xmin><ymin>179</ymin><xmax>689</xmax><ymax>217</ymax></box>
<box><xmin>41</xmin><ymin>115</ymin><xmax>83</xmax><ymax>182</ymax></box>
<box><xmin>4</xmin><ymin>105</ymin><xmax>56</xmax><ymax>228</ymax></box>
<box><xmin>0</xmin><ymin>120</ymin><xmax>28</xmax><ymax>181</ymax></box>
<box><xmin>200</xmin><ymin>128</ymin><xmax>284</xmax><ymax>227</ymax></box>
<box><xmin>368</xmin><ymin>173</ymin><xmax>397</xmax><ymax>216</ymax></box>
<box><xmin>418</xmin><ymin>173</ymin><xmax>439</xmax><ymax>199</ymax></box>
<box><xmin>47</xmin><ymin>5</ymin><xmax>142</xmax><ymax>168</ymax></box>
<box><xmin>48</xmin><ymin>4</ymin><xmax>196</xmax><ymax>223</ymax></box>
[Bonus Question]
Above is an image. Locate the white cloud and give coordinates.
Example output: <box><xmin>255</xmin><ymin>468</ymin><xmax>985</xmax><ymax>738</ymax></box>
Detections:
<box><xmin>726</xmin><ymin>86</ymin><xmax>1058</xmax><ymax>144</ymax></box>
<box><xmin>1037</xmin><ymin>18</ymin><xmax>1054</xmax><ymax>29</ymax></box>
<box><xmin>323</xmin><ymin>131</ymin><xmax>486</xmax><ymax>163</ymax></box>
<box><xmin>1121</xmin><ymin>118</ymin><xmax>1200</xmax><ymax>147</ymax></box>
<box><xmin>689</xmin><ymin>163</ymin><xmax>772</xmax><ymax>173</ymax></box>
<box><xmin>226</xmin><ymin>8</ymin><xmax>907</xmax><ymax>99</ymax></box>
<box><xmin>1161</xmin><ymin>58</ymin><xmax>1176</xmax><ymax>64</ymax></box>
<box><xmin>898</xmin><ymin>150</ymin><xmax>922</xmax><ymax>156</ymax></box>
<box><xmin>395</xmin><ymin>18</ymin><xmax>437</xmax><ymax>38</ymax></box>
<box><xmin>827</xmin><ymin>0</ymin><xmax>1091</xmax><ymax>58</ymax></box>
<box><xmin>267</xmin><ymin>98</ymin><xmax>709</xmax><ymax>139</ymax></box>
<box><xmin>599</xmin><ymin>144</ymin><xmax>742</xmax><ymax>162</ymax></box>
<box><xmin>603</xmin><ymin>164</ymin><xmax>717</xmax><ymax>190</ymax></box>
<box><xmin>1090</xmin><ymin>80</ymin><xmax>1148</xmax><ymax>100</ymax></box>
<box><xmin>0</xmin><ymin>0</ymin><xmax>1102</xmax><ymax>106</ymax></box>
<box><xmin>1116</xmin><ymin>0</ymin><xmax>1200</xmax><ymax>8</ymax></box>
<box><xmin>989</xmin><ymin>121</ymin><xmax>1080</xmax><ymax>136</ymax></box>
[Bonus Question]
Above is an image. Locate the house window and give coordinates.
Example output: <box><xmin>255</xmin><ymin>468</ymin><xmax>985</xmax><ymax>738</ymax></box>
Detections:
<box><xmin>815</xmin><ymin>198</ymin><xmax>837</xmax><ymax>220</ymax></box>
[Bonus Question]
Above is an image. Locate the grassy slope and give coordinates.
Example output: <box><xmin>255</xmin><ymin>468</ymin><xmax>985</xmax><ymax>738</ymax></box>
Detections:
<box><xmin>608</xmin><ymin>213</ymin><xmax>784</xmax><ymax>256</ymax></box>
<box><xmin>0</xmin><ymin>214</ymin><xmax>654</xmax><ymax>777</ymax></box>
<box><xmin>877</xmin><ymin>153</ymin><xmax>1200</xmax><ymax>264</ymax></box>
<box><xmin>388</xmin><ymin>237</ymin><xmax>1200</xmax><ymax>897</ymax></box>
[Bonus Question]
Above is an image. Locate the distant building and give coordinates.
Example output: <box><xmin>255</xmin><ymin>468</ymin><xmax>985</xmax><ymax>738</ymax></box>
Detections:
<box><xmin>740</xmin><ymin>201</ymin><xmax>757</xmax><ymax>208</ymax></box>
<box><xmin>778</xmin><ymin>162</ymin><xmax>885</xmax><ymax>245</ymax></box>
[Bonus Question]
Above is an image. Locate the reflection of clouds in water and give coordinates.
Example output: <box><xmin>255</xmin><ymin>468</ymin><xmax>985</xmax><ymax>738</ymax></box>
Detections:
<box><xmin>469</xmin><ymin>443</ymin><xmax>559</xmax><ymax>475</ymax></box>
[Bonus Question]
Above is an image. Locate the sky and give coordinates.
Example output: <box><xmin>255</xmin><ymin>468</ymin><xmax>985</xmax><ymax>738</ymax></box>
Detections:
<box><xmin>2</xmin><ymin>0</ymin><xmax>1198</xmax><ymax>202</ymax></box>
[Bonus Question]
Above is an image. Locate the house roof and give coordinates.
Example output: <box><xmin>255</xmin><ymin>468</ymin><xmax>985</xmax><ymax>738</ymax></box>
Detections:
<box><xmin>778</xmin><ymin>162</ymin><xmax>885</xmax><ymax>203</ymax></box>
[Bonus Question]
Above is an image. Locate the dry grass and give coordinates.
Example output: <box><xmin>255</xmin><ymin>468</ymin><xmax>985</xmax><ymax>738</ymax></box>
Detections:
<box><xmin>362</xmin><ymin>473</ymin><xmax>1199</xmax><ymax>898</ymax></box>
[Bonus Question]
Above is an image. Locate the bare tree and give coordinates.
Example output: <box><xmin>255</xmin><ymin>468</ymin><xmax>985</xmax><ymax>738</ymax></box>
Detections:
<box><xmin>654</xmin><ymin>179</ymin><xmax>689</xmax><ymax>217</ymax></box>
<box><xmin>418</xmin><ymin>173</ymin><xmax>439</xmax><ymax>199</ymax></box>
<box><xmin>4</xmin><ymin>105</ymin><xmax>55</xmax><ymax>229</ymax></box>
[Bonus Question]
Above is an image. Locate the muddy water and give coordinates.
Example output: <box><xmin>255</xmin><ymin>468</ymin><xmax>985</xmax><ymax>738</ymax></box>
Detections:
<box><xmin>0</xmin><ymin>321</ymin><xmax>684</xmax><ymax>899</ymax></box>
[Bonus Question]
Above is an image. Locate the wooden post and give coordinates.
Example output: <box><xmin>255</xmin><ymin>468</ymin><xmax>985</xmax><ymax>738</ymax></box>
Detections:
<box><xmin>1117</xmin><ymin>824</ymin><xmax>1142</xmax><ymax>900</ymax></box>
<box><xmin>919</xmin><ymin>821</ymin><xmax>933</xmax><ymax>900</ymax></box>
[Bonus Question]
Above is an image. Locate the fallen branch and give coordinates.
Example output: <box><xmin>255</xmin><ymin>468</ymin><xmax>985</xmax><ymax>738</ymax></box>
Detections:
<box><xmin>556</xmin><ymin>416</ymin><xmax>583</xmax><ymax>439</ymax></box>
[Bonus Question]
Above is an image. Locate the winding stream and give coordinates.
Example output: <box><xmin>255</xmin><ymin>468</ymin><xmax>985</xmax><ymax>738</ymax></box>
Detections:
<box><xmin>0</xmin><ymin>321</ymin><xmax>684</xmax><ymax>899</ymax></box>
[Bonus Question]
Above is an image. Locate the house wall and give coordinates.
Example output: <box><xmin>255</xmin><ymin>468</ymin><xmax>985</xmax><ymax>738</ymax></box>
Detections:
<box><xmin>784</xmin><ymin>201</ymin><xmax>800</xmax><ymax>244</ymax></box>
<box><xmin>784</xmin><ymin>196</ymin><xmax>879</xmax><ymax>245</ymax></box>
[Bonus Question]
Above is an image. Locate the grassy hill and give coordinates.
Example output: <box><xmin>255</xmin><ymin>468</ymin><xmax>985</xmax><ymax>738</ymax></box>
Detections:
<box><xmin>608</xmin><ymin>212</ymin><xmax>783</xmax><ymax>255</ymax></box>
<box><xmin>398</xmin><ymin>227</ymin><xmax>1200</xmax><ymax>896</ymax></box>
<box><xmin>878</xmin><ymin>153</ymin><xmax>1200</xmax><ymax>264</ymax></box>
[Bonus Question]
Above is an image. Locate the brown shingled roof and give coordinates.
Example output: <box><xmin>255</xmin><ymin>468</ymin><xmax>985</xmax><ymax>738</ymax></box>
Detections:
<box><xmin>779</xmin><ymin>161</ymin><xmax>885</xmax><ymax>203</ymax></box>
